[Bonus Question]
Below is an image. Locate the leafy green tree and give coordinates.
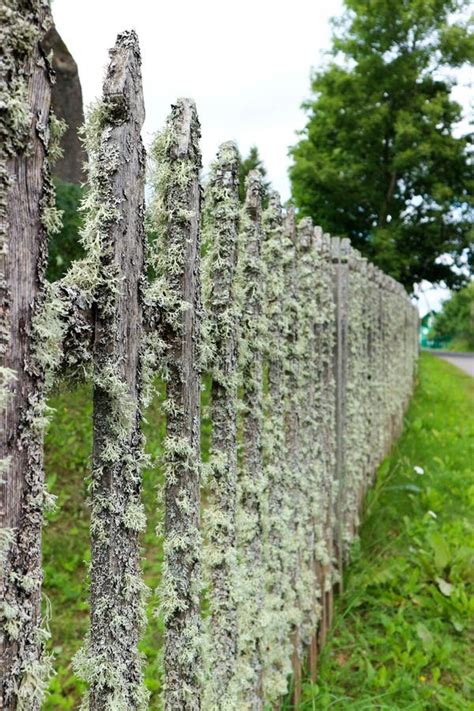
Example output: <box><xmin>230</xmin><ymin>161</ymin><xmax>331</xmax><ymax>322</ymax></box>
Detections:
<box><xmin>47</xmin><ymin>179</ymin><xmax>84</xmax><ymax>282</ymax></box>
<box><xmin>238</xmin><ymin>146</ymin><xmax>271</xmax><ymax>203</ymax></box>
<box><xmin>432</xmin><ymin>281</ymin><xmax>474</xmax><ymax>349</ymax></box>
<box><xmin>290</xmin><ymin>0</ymin><xmax>473</xmax><ymax>290</ymax></box>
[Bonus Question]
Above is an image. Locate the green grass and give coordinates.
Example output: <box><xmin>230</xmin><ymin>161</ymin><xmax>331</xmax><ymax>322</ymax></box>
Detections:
<box><xmin>293</xmin><ymin>354</ymin><xmax>474</xmax><ymax>710</ymax></box>
<box><xmin>43</xmin><ymin>355</ymin><xmax>473</xmax><ymax>709</ymax></box>
<box><xmin>43</xmin><ymin>381</ymin><xmax>166</xmax><ymax>708</ymax></box>
<box><xmin>43</xmin><ymin>377</ymin><xmax>212</xmax><ymax>709</ymax></box>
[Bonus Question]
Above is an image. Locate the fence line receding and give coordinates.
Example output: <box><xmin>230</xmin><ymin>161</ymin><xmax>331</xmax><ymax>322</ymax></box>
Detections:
<box><xmin>0</xmin><ymin>14</ymin><xmax>419</xmax><ymax>711</ymax></box>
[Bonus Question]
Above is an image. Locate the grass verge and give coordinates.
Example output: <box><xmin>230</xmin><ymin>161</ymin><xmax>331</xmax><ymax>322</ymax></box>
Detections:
<box><xmin>294</xmin><ymin>354</ymin><xmax>474</xmax><ymax>710</ymax></box>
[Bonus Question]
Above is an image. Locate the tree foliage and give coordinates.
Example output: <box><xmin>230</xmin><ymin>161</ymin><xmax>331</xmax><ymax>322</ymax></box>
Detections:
<box><xmin>290</xmin><ymin>0</ymin><xmax>473</xmax><ymax>290</ymax></box>
<box><xmin>238</xmin><ymin>146</ymin><xmax>270</xmax><ymax>203</ymax></box>
<box><xmin>432</xmin><ymin>281</ymin><xmax>474</xmax><ymax>348</ymax></box>
<box><xmin>47</xmin><ymin>179</ymin><xmax>84</xmax><ymax>282</ymax></box>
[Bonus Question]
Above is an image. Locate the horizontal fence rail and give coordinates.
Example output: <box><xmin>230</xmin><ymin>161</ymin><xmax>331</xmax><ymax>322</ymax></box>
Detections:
<box><xmin>0</xmin><ymin>11</ymin><xmax>419</xmax><ymax>711</ymax></box>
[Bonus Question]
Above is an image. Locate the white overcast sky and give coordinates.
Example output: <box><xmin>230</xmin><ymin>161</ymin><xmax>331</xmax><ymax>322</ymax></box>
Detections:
<box><xmin>53</xmin><ymin>0</ymin><xmax>343</xmax><ymax>203</ymax></box>
<box><xmin>52</xmin><ymin>0</ymin><xmax>471</xmax><ymax>315</ymax></box>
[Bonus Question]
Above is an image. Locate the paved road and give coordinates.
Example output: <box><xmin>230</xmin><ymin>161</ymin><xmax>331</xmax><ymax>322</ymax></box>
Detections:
<box><xmin>435</xmin><ymin>352</ymin><xmax>474</xmax><ymax>377</ymax></box>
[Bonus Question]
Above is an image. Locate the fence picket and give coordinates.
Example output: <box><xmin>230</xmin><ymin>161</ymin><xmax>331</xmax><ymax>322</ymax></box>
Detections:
<box><xmin>261</xmin><ymin>191</ymin><xmax>294</xmax><ymax>702</ymax></box>
<box><xmin>149</xmin><ymin>98</ymin><xmax>203</xmax><ymax>710</ymax></box>
<box><xmin>236</xmin><ymin>170</ymin><xmax>266</xmax><ymax>710</ymax></box>
<box><xmin>202</xmin><ymin>141</ymin><xmax>241</xmax><ymax>710</ymax></box>
<box><xmin>73</xmin><ymin>31</ymin><xmax>149</xmax><ymax>710</ymax></box>
<box><xmin>0</xmin><ymin>4</ymin><xmax>55</xmax><ymax>708</ymax></box>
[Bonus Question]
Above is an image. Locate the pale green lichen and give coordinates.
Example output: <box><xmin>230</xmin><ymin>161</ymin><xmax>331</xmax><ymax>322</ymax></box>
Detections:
<box><xmin>201</xmin><ymin>141</ymin><xmax>241</xmax><ymax>711</ymax></box>
<box><xmin>260</xmin><ymin>191</ymin><xmax>294</xmax><ymax>701</ymax></box>
<box><xmin>0</xmin><ymin>3</ymin><xmax>62</xmax><ymax>708</ymax></box>
<box><xmin>0</xmin><ymin>366</ymin><xmax>17</xmax><ymax>409</ymax></box>
<box><xmin>234</xmin><ymin>170</ymin><xmax>267</xmax><ymax>710</ymax></box>
<box><xmin>32</xmin><ymin>282</ymin><xmax>67</xmax><ymax>390</ymax></box>
<box><xmin>0</xmin><ymin>527</ymin><xmax>15</xmax><ymax>567</ymax></box>
<box><xmin>71</xmin><ymin>30</ymin><xmax>150</xmax><ymax>711</ymax></box>
<box><xmin>147</xmin><ymin>98</ymin><xmax>203</xmax><ymax>710</ymax></box>
<box><xmin>16</xmin><ymin>656</ymin><xmax>55</xmax><ymax>711</ymax></box>
<box><xmin>48</xmin><ymin>112</ymin><xmax>67</xmax><ymax>165</ymax></box>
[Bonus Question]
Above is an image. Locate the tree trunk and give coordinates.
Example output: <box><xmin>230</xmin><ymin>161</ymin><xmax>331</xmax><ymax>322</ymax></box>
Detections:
<box><xmin>0</xmin><ymin>3</ymin><xmax>55</xmax><ymax>708</ymax></box>
<box><xmin>71</xmin><ymin>31</ymin><xmax>149</xmax><ymax>710</ymax></box>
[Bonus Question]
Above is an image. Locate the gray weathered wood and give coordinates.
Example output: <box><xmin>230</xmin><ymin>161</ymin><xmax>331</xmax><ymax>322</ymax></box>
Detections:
<box><xmin>295</xmin><ymin>218</ymin><xmax>320</xmax><ymax>655</ymax></box>
<box><xmin>202</xmin><ymin>141</ymin><xmax>240</xmax><ymax>709</ymax></box>
<box><xmin>149</xmin><ymin>98</ymin><xmax>202</xmax><ymax>710</ymax></box>
<box><xmin>281</xmin><ymin>207</ymin><xmax>303</xmax><ymax>707</ymax></box>
<box><xmin>261</xmin><ymin>192</ymin><xmax>293</xmax><ymax>702</ymax></box>
<box><xmin>236</xmin><ymin>170</ymin><xmax>266</xmax><ymax>710</ymax></box>
<box><xmin>0</xmin><ymin>3</ymin><xmax>55</xmax><ymax>708</ymax></box>
<box><xmin>331</xmin><ymin>237</ymin><xmax>350</xmax><ymax>590</ymax></box>
<box><xmin>71</xmin><ymin>30</ymin><xmax>149</xmax><ymax>710</ymax></box>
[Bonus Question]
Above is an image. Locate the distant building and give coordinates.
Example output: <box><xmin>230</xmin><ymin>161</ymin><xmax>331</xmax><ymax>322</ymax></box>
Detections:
<box><xmin>419</xmin><ymin>311</ymin><xmax>451</xmax><ymax>350</ymax></box>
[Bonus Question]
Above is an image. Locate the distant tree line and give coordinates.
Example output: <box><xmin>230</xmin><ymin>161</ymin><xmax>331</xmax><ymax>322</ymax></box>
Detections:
<box><xmin>431</xmin><ymin>282</ymin><xmax>474</xmax><ymax>351</ymax></box>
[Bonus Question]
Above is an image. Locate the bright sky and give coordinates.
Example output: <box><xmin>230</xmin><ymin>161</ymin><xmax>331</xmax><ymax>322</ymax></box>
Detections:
<box><xmin>53</xmin><ymin>0</ymin><xmax>343</xmax><ymax>203</ymax></box>
<box><xmin>52</xmin><ymin>0</ymin><xmax>471</xmax><ymax>316</ymax></box>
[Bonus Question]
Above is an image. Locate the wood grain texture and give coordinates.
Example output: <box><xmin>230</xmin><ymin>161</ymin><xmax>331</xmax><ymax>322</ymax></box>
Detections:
<box><xmin>149</xmin><ymin>98</ymin><xmax>203</xmax><ymax>711</ymax></box>
<box><xmin>0</xmin><ymin>3</ymin><xmax>54</xmax><ymax>707</ymax></box>
<box><xmin>236</xmin><ymin>170</ymin><xmax>266</xmax><ymax>710</ymax></box>
<box><xmin>74</xmin><ymin>30</ymin><xmax>149</xmax><ymax>710</ymax></box>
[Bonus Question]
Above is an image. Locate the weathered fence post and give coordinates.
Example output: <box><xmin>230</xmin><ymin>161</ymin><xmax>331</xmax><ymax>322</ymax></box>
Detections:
<box><xmin>236</xmin><ymin>170</ymin><xmax>266</xmax><ymax>710</ymax></box>
<box><xmin>344</xmin><ymin>247</ymin><xmax>367</xmax><ymax>544</ymax></box>
<box><xmin>331</xmin><ymin>237</ymin><xmax>350</xmax><ymax>589</ymax></box>
<box><xmin>314</xmin><ymin>231</ymin><xmax>337</xmax><ymax>648</ymax></box>
<box><xmin>371</xmin><ymin>268</ymin><xmax>385</xmax><ymax>472</ymax></box>
<box><xmin>148</xmin><ymin>98</ymin><xmax>202</xmax><ymax>710</ymax></box>
<box><xmin>281</xmin><ymin>207</ymin><xmax>303</xmax><ymax>706</ymax></box>
<box><xmin>295</xmin><ymin>217</ymin><xmax>321</xmax><ymax>676</ymax></box>
<box><xmin>358</xmin><ymin>256</ymin><xmax>372</xmax><ymax>508</ymax></box>
<box><xmin>261</xmin><ymin>192</ymin><xmax>293</xmax><ymax>703</ymax></box>
<box><xmin>0</xmin><ymin>4</ymin><xmax>56</xmax><ymax>708</ymax></box>
<box><xmin>71</xmin><ymin>31</ymin><xmax>149</xmax><ymax>710</ymax></box>
<box><xmin>365</xmin><ymin>263</ymin><xmax>378</xmax><ymax>478</ymax></box>
<box><xmin>202</xmin><ymin>142</ymin><xmax>240</xmax><ymax>709</ymax></box>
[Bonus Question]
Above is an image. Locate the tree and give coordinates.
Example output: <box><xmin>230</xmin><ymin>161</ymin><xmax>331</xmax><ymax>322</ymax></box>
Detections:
<box><xmin>238</xmin><ymin>146</ymin><xmax>271</xmax><ymax>203</ymax></box>
<box><xmin>289</xmin><ymin>0</ymin><xmax>473</xmax><ymax>291</ymax></box>
<box><xmin>432</xmin><ymin>281</ymin><xmax>474</xmax><ymax>349</ymax></box>
<box><xmin>47</xmin><ymin>180</ymin><xmax>84</xmax><ymax>282</ymax></box>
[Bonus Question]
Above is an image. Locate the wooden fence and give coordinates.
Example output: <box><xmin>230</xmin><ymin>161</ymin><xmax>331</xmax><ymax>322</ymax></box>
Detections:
<box><xmin>0</xmin><ymin>14</ymin><xmax>418</xmax><ymax>711</ymax></box>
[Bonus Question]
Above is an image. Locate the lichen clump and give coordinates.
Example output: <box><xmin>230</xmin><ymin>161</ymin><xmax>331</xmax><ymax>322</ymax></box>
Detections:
<box><xmin>148</xmin><ymin>98</ymin><xmax>203</xmax><ymax>710</ymax></box>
